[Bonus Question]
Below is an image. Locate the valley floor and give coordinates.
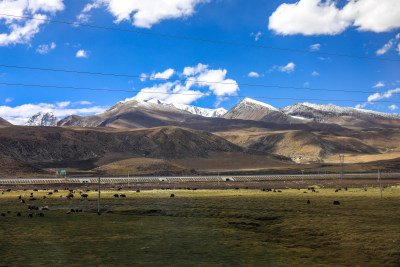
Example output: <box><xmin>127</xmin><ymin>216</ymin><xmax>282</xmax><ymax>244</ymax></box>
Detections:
<box><xmin>1</xmin><ymin>187</ymin><xmax>399</xmax><ymax>266</ymax></box>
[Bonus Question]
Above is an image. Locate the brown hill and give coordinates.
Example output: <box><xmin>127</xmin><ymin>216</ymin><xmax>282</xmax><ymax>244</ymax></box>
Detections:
<box><xmin>0</xmin><ymin>126</ymin><xmax>244</xmax><ymax>161</ymax></box>
<box><xmin>0</xmin><ymin>126</ymin><xmax>244</xmax><ymax>170</ymax></box>
<box><xmin>0</xmin><ymin>126</ymin><xmax>298</xmax><ymax>177</ymax></box>
<box><xmin>216</xmin><ymin>129</ymin><xmax>381</xmax><ymax>163</ymax></box>
<box><xmin>0</xmin><ymin>117</ymin><xmax>12</xmax><ymax>126</ymax></box>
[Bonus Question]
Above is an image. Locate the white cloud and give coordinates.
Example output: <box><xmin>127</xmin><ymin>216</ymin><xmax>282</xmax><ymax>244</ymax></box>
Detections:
<box><xmin>269</xmin><ymin>0</ymin><xmax>400</xmax><ymax>35</ymax></box>
<box><xmin>36</xmin><ymin>42</ymin><xmax>56</xmax><ymax>54</ymax></box>
<box><xmin>0</xmin><ymin>0</ymin><xmax>64</xmax><ymax>46</ymax></box>
<box><xmin>183</xmin><ymin>63</ymin><xmax>208</xmax><ymax>76</ymax></box>
<box><xmin>251</xmin><ymin>31</ymin><xmax>262</xmax><ymax>41</ymax></box>
<box><xmin>78</xmin><ymin>0</ymin><xmax>209</xmax><ymax>28</ymax></box>
<box><xmin>312</xmin><ymin>71</ymin><xmax>319</xmax><ymax>76</ymax></box>
<box><xmin>355</xmin><ymin>103</ymin><xmax>367</xmax><ymax>109</ymax></box>
<box><xmin>373</xmin><ymin>81</ymin><xmax>385</xmax><ymax>88</ymax></box>
<box><xmin>278</xmin><ymin>62</ymin><xmax>296</xmax><ymax>73</ymax></box>
<box><xmin>141</xmin><ymin>68</ymin><xmax>175</xmax><ymax>82</ymax></box>
<box><xmin>0</xmin><ymin>101</ymin><xmax>107</xmax><ymax>125</ymax></box>
<box><xmin>248</xmin><ymin>72</ymin><xmax>260</xmax><ymax>78</ymax></box>
<box><xmin>127</xmin><ymin>63</ymin><xmax>239</xmax><ymax>107</ymax></box>
<box><xmin>376</xmin><ymin>39</ymin><xmax>395</xmax><ymax>56</ymax></box>
<box><xmin>397</xmin><ymin>44</ymin><xmax>400</xmax><ymax>55</ymax></box>
<box><xmin>309</xmin><ymin>43</ymin><xmax>321</xmax><ymax>51</ymax></box>
<box><xmin>5</xmin><ymin>97</ymin><xmax>13</xmax><ymax>103</ymax></box>
<box><xmin>75</xmin><ymin>101</ymin><xmax>93</xmax><ymax>105</ymax></box>
<box><xmin>389</xmin><ymin>104</ymin><xmax>398</xmax><ymax>110</ymax></box>
<box><xmin>376</xmin><ymin>33</ymin><xmax>400</xmax><ymax>55</ymax></box>
<box><xmin>367</xmin><ymin>88</ymin><xmax>400</xmax><ymax>102</ymax></box>
<box><xmin>76</xmin><ymin>49</ymin><xmax>88</xmax><ymax>58</ymax></box>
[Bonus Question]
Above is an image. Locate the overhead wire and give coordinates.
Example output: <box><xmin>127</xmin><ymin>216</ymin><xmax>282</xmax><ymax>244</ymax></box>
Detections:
<box><xmin>0</xmin><ymin>63</ymin><xmax>391</xmax><ymax>95</ymax></box>
<box><xmin>1</xmin><ymin>82</ymin><xmax>399</xmax><ymax>104</ymax></box>
<box><xmin>0</xmin><ymin>13</ymin><xmax>399</xmax><ymax>62</ymax></box>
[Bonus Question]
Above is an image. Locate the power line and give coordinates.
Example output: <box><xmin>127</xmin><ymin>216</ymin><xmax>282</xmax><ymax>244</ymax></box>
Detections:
<box><xmin>0</xmin><ymin>13</ymin><xmax>399</xmax><ymax>62</ymax></box>
<box><xmin>0</xmin><ymin>63</ymin><xmax>391</xmax><ymax>95</ymax></box>
<box><xmin>1</xmin><ymin>81</ymin><xmax>400</xmax><ymax>104</ymax></box>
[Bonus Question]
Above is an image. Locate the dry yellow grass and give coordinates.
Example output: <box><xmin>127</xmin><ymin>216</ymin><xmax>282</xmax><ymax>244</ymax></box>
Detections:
<box><xmin>95</xmin><ymin>157</ymin><xmax>189</xmax><ymax>176</ymax></box>
<box><xmin>324</xmin><ymin>153</ymin><xmax>400</xmax><ymax>164</ymax></box>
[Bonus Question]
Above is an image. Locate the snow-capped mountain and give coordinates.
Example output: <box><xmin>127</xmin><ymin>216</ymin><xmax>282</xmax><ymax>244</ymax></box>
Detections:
<box><xmin>222</xmin><ymin>97</ymin><xmax>302</xmax><ymax>124</ymax></box>
<box><xmin>26</xmin><ymin>112</ymin><xmax>58</xmax><ymax>126</ymax></box>
<box><xmin>282</xmin><ymin>102</ymin><xmax>399</xmax><ymax>119</ymax></box>
<box><xmin>223</xmin><ymin>97</ymin><xmax>277</xmax><ymax>120</ymax></box>
<box><xmin>281</xmin><ymin>102</ymin><xmax>400</xmax><ymax>128</ymax></box>
<box><xmin>146</xmin><ymin>99</ymin><xmax>227</xmax><ymax>117</ymax></box>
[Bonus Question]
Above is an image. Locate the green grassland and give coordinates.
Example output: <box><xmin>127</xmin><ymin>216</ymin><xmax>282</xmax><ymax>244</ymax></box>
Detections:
<box><xmin>1</xmin><ymin>188</ymin><xmax>400</xmax><ymax>266</ymax></box>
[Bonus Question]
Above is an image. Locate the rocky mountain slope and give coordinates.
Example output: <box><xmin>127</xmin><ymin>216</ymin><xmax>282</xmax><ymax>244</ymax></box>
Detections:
<box><xmin>0</xmin><ymin>117</ymin><xmax>12</xmax><ymax>126</ymax></box>
<box><xmin>281</xmin><ymin>102</ymin><xmax>400</xmax><ymax>128</ymax></box>
<box><xmin>0</xmin><ymin>126</ymin><xmax>244</xmax><ymax>167</ymax></box>
<box><xmin>223</xmin><ymin>98</ymin><xmax>302</xmax><ymax>124</ymax></box>
<box><xmin>218</xmin><ymin>129</ymin><xmax>390</xmax><ymax>163</ymax></box>
<box><xmin>26</xmin><ymin>112</ymin><xmax>58</xmax><ymax>126</ymax></box>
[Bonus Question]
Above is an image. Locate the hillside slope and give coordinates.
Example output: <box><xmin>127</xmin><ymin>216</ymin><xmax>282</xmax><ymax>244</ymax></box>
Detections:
<box><xmin>0</xmin><ymin>117</ymin><xmax>12</xmax><ymax>126</ymax></box>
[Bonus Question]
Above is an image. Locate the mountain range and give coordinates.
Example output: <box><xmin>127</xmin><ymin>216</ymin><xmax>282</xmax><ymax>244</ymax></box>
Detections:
<box><xmin>0</xmin><ymin>98</ymin><xmax>399</xmax><ymax>177</ymax></box>
<box><xmin>55</xmin><ymin>98</ymin><xmax>400</xmax><ymax>130</ymax></box>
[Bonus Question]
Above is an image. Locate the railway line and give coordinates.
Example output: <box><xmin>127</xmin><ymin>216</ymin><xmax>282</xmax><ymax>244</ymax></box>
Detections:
<box><xmin>1</xmin><ymin>172</ymin><xmax>399</xmax><ymax>184</ymax></box>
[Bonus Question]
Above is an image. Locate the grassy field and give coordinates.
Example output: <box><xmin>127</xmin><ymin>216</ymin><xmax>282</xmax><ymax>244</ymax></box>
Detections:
<box><xmin>1</xmin><ymin>187</ymin><xmax>400</xmax><ymax>266</ymax></box>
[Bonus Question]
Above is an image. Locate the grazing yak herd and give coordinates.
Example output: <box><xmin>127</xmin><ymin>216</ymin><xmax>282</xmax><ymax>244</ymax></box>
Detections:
<box><xmin>0</xmin><ymin>186</ymin><xmax>351</xmax><ymax>218</ymax></box>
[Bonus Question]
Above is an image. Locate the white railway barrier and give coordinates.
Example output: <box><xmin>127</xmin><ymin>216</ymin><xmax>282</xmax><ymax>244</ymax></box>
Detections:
<box><xmin>0</xmin><ymin>173</ymin><xmax>399</xmax><ymax>184</ymax></box>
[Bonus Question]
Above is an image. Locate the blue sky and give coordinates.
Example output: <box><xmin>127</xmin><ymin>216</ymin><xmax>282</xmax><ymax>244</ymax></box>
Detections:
<box><xmin>0</xmin><ymin>0</ymin><xmax>399</xmax><ymax>124</ymax></box>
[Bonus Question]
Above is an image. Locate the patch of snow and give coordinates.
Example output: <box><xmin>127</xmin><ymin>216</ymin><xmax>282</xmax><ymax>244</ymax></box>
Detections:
<box><xmin>25</xmin><ymin>112</ymin><xmax>58</xmax><ymax>126</ymax></box>
<box><xmin>240</xmin><ymin>98</ymin><xmax>278</xmax><ymax>110</ymax></box>
<box><xmin>146</xmin><ymin>99</ymin><xmax>227</xmax><ymax>117</ymax></box>
<box><xmin>290</xmin><ymin>115</ymin><xmax>311</xmax><ymax>120</ymax></box>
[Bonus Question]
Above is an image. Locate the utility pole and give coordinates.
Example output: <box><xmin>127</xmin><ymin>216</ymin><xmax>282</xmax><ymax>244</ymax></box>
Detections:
<box><xmin>339</xmin><ymin>155</ymin><xmax>345</xmax><ymax>180</ymax></box>
<box><xmin>97</xmin><ymin>177</ymin><xmax>101</xmax><ymax>215</ymax></box>
<box><xmin>378</xmin><ymin>169</ymin><xmax>382</xmax><ymax>200</ymax></box>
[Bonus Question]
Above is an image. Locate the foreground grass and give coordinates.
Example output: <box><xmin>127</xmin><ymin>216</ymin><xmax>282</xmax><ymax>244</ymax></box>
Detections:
<box><xmin>1</xmin><ymin>188</ymin><xmax>400</xmax><ymax>266</ymax></box>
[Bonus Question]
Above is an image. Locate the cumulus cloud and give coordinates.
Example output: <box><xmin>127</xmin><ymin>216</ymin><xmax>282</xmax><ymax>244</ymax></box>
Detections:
<box><xmin>309</xmin><ymin>43</ymin><xmax>321</xmax><ymax>51</ymax></box>
<box><xmin>278</xmin><ymin>62</ymin><xmax>296</xmax><ymax>73</ymax></box>
<box><xmin>140</xmin><ymin>68</ymin><xmax>175</xmax><ymax>82</ymax></box>
<box><xmin>367</xmin><ymin>88</ymin><xmax>400</xmax><ymax>102</ymax></box>
<box><xmin>76</xmin><ymin>49</ymin><xmax>88</xmax><ymax>58</ymax></box>
<box><xmin>36</xmin><ymin>42</ymin><xmax>56</xmax><ymax>54</ymax></box>
<box><xmin>183</xmin><ymin>63</ymin><xmax>208</xmax><ymax>76</ymax></box>
<box><xmin>373</xmin><ymin>81</ymin><xmax>385</xmax><ymax>88</ymax></box>
<box><xmin>0</xmin><ymin>0</ymin><xmax>65</xmax><ymax>46</ymax></box>
<box><xmin>78</xmin><ymin>0</ymin><xmax>209</xmax><ymax>28</ymax></box>
<box><xmin>355</xmin><ymin>103</ymin><xmax>367</xmax><ymax>109</ymax></box>
<box><xmin>269</xmin><ymin>0</ymin><xmax>400</xmax><ymax>35</ymax></box>
<box><xmin>312</xmin><ymin>71</ymin><xmax>319</xmax><ymax>76</ymax></box>
<box><xmin>0</xmin><ymin>101</ymin><xmax>107</xmax><ymax>125</ymax></box>
<box><xmin>126</xmin><ymin>63</ymin><xmax>239</xmax><ymax>107</ymax></box>
<box><xmin>389</xmin><ymin>104</ymin><xmax>398</xmax><ymax>110</ymax></box>
<box><xmin>248</xmin><ymin>72</ymin><xmax>260</xmax><ymax>78</ymax></box>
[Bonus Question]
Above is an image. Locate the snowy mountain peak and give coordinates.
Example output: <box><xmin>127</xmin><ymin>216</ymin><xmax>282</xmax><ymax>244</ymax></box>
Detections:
<box><xmin>146</xmin><ymin>99</ymin><xmax>227</xmax><ymax>117</ymax></box>
<box><xmin>240</xmin><ymin>98</ymin><xmax>278</xmax><ymax>110</ymax></box>
<box><xmin>283</xmin><ymin>102</ymin><xmax>399</xmax><ymax>119</ymax></box>
<box><xmin>25</xmin><ymin>112</ymin><xmax>58</xmax><ymax>126</ymax></box>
